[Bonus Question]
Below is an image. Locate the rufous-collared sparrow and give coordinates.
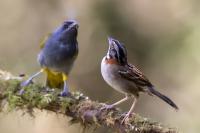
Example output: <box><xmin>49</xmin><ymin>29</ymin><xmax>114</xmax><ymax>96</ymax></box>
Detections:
<box><xmin>101</xmin><ymin>37</ymin><xmax>178</xmax><ymax>124</ymax></box>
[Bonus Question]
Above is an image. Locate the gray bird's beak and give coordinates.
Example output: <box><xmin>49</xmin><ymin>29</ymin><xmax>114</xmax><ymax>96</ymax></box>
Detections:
<box><xmin>72</xmin><ymin>21</ymin><xmax>79</xmax><ymax>29</ymax></box>
<box><xmin>64</xmin><ymin>20</ymin><xmax>79</xmax><ymax>30</ymax></box>
<box><xmin>108</xmin><ymin>37</ymin><xmax>116</xmax><ymax>51</ymax></box>
<box><xmin>108</xmin><ymin>37</ymin><xmax>113</xmax><ymax>46</ymax></box>
<box><xmin>70</xmin><ymin>21</ymin><xmax>79</xmax><ymax>29</ymax></box>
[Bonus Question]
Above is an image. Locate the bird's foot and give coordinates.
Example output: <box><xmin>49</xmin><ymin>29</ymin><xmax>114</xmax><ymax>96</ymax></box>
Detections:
<box><xmin>121</xmin><ymin>112</ymin><xmax>135</xmax><ymax>124</ymax></box>
<box><xmin>19</xmin><ymin>79</ymin><xmax>33</xmax><ymax>95</ymax></box>
<box><xmin>18</xmin><ymin>89</ymin><xmax>25</xmax><ymax>95</ymax></box>
<box><xmin>121</xmin><ymin>113</ymin><xmax>130</xmax><ymax>124</ymax></box>
<box><xmin>100</xmin><ymin>104</ymin><xmax>115</xmax><ymax>111</ymax></box>
<box><xmin>20</xmin><ymin>79</ymin><xmax>33</xmax><ymax>87</ymax></box>
<box><xmin>59</xmin><ymin>91</ymin><xmax>71</xmax><ymax>97</ymax></box>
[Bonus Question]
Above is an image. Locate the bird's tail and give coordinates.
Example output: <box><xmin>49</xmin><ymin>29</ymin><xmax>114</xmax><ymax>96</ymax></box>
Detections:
<box><xmin>148</xmin><ymin>86</ymin><xmax>179</xmax><ymax>110</ymax></box>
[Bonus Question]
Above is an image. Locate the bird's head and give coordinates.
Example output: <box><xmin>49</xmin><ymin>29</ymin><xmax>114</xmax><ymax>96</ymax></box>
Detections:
<box><xmin>106</xmin><ymin>37</ymin><xmax>127</xmax><ymax>65</ymax></box>
<box><xmin>54</xmin><ymin>20</ymin><xmax>79</xmax><ymax>44</ymax></box>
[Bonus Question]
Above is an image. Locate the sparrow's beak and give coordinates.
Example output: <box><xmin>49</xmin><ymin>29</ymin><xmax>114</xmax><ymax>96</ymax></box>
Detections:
<box><xmin>108</xmin><ymin>37</ymin><xmax>113</xmax><ymax>46</ymax></box>
<box><xmin>107</xmin><ymin>37</ymin><xmax>117</xmax><ymax>59</ymax></box>
<box><xmin>108</xmin><ymin>37</ymin><xmax>115</xmax><ymax>50</ymax></box>
<box><xmin>107</xmin><ymin>37</ymin><xmax>112</xmax><ymax>54</ymax></box>
<box><xmin>106</xmin><ymin>37</ymin><xmax>112</xmax><ymax>58</ymax></box>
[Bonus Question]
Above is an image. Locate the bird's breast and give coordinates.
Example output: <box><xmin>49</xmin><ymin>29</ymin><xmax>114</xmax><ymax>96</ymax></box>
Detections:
<box><xmin>38</xmin><ymin>40</ymin><xmax>78</xmax><ymax>74</ymax></box>
<box><xmin>101</xmin><ymin>57</ymin><xmax>137</xmax><ymax>94</ymax></box>
<box><xmin>101</xmin><ymin>57</ymin><xmax>140</xmax><ymax>95</ymax></box>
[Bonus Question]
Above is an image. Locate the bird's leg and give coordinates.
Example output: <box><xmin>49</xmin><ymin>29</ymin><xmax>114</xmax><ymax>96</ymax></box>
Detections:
<box><xmin>60</xmin><ymin>74</ymin><xmax>70</xmax><ymax>97</ymax></box>
<box><xmin>121</xmin><ymin>96</ymin><xmax>137</xmax><ymax>124</ymax></box>
<box><xmin>19</xmin><ymin>69</ymin><xmax>44</xmax><ymax>95</ymax></box>
<box><xmin>101</xmin><ymin>94</ymin><xmax>130</xmax><ymax>110</ymax></box>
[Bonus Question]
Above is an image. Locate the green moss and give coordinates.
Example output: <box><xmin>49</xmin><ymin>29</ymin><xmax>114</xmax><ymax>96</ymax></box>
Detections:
<box><xmin>0</xmin><ymin>79</ymin><xmax>84</xmax><ymax>114</ymax></box>
<box><xmin>0</xmin><ymin>77</ymin><xmax>178</xmax><ymax>133</ymax></box>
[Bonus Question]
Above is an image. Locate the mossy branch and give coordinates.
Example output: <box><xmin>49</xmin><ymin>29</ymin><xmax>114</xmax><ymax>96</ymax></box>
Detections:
<box><xmin>0</xmin><ymin>70</ymin><xmax>178</xmax><ymax>133</ymax></box>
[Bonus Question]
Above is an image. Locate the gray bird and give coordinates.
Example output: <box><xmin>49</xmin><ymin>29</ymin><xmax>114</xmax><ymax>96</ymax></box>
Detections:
<box><xmin>101</xmin><ymin>37</ymin><xmax>178</xmax><ymax>123</ymax></box>
<box><xmin>20</xmin><ymin>20</ymin><xmax>79</xmax><ymax>96</ymax></box>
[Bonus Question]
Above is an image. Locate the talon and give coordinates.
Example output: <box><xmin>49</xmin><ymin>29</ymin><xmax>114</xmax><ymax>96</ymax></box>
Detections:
<box><xmin>19</xmin><ymin>89</ymin><xmax>25</xmax><ymax>95</ymax></box>
<box><xmin>121</xmin><ymin>113</ymin><xmax>130</xmax><ymax>124</ymax></box>
<box><xmin>120</xmin><ymin>112</ymin><xmax>127</xmax><ymax>117</ymax></box>
<box><xmin>100</xmin><ymin>104</ymin><xmax>114</xmax><ymax>111</ymax></box>
<box><xmin>59</xmin><ymin>91</ymin><xmax>71</xmax><ymax>97</ymax></box>
<box><xmin>121</xmin><ymin>112</ymin><xmax>135</xmax><ymax>124</ymax></box>
<box><xmin>19</xmin><ymin>79</ymin><xmax>33</xmax><ymax>95</ymax></box>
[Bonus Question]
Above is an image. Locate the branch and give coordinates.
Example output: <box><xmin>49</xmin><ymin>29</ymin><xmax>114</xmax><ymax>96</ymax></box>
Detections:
<box><xmin>0</xmin><ymin>70</ymin><xmax>178</xmax><ymax>133</ymax></box>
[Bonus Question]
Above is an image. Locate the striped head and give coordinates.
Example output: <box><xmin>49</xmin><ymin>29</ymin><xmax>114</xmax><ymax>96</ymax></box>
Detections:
<box><xmin>106</xmin><ymin>37</ymin><xmax>127</xmax><ymax>65</ymax></box>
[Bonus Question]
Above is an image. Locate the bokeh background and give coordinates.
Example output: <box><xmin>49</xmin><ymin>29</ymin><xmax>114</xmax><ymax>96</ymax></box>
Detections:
<box><xmin>0</xmin><ymin>0</ymin><xmax>199</xmax><ymax>132</ymax></box>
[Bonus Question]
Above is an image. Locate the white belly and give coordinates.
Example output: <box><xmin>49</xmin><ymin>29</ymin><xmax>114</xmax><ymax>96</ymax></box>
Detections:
<box><xmin>101</xmin><ymin>57</ymin><xmax>137</xmax><ymax>94</ymax></box>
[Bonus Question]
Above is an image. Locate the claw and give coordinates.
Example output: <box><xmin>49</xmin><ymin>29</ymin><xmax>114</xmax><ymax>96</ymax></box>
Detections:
<box><xmin>59</xmin><ymin>91</ymin><xmax>71</xmax><ymax>97</ymax></box>
<box><xmin>18</xmin><ymin>89</ymin><xmax>25</xmax><ymax>95</ymax></box>
<box><xmin>100</xmin><ymin>104</ymin><xmax>114</xmax><ymax>111</ymax></box>
<box><xmin>19</xmin><ymin>79</ymin><xmax>33</xmax><ymax>95</ymax></box>
<box><xmin>59</xmin><ymin>77</ymin><xmax>70</xmax><ymax>97</ymax></box>
<box><xmin>19</xmin><ymin>70</ymin><xmax>43</xmax><ymax>95</ymax></box>
<box><xmin>121</xmin><ymin>112</ymin><xmax>135</xmax><ymax>124</ymax></box>
<box><xmin>121</xmin><ymin>113</ymin><xmax>130</xmax><ymax>124</ymax></box>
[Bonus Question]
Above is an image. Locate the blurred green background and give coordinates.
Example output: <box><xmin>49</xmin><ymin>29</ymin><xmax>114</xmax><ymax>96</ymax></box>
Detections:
<box><xmin>0</xmin><ymin>0</ymin><xmax>199</xmax><ymax>132</ymax></box>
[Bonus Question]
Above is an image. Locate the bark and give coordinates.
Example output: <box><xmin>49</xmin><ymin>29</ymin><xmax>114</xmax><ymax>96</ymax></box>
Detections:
<box><xmin>0</xmin><ymin>70</ymin><xmax>178</xmax><ymax>133</ymax></box>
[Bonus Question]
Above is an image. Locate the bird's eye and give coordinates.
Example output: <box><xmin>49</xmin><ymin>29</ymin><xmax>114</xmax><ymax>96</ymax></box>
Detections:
<box><xmin>110</xmin><ymin>49</ymin><xmax>116</xmax><ymax>54</ymax></box>
<box><xmin>63</xmin><ymin>21</ymin><xmax>74</xmax><ymax>29</ymax></box>
<box><xmin>109</xmin><ymin>49</ymin><xmax>118</xmax><ymax>58</ymax></box>
<box><xmin>65</xmin><ymin>21</ymin><xmax>74</xmax><ymax>26</ymax></box>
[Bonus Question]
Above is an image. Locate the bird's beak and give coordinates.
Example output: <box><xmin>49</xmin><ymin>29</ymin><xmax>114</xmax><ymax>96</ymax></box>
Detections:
<box><xmin>70</xmin><ymin>21</ymin><xmax>79</xmax><ymax>30</ymax></box>
<box><xmin>108</xmin><ymin>37</ymin><xmax>113</xmax><ymax>46</ymax></box>
<box><xmin>63</xmin><ymin>20</ymin><xmax>79</xmax><ymax>30</ymax></box>
<box><xmin>107</xmin><ymin>37</ymin><xmax>116</xmax><ymax>58</ymax></box>
<box><xmin>108</xmin><ymin>37</ymin><xmax>116</xmax><ymax>51</ymax></box>
<box><xmin>106</xmin><ymin>37</ymin><xmax>112</xmax><ymax>57</ymax></box>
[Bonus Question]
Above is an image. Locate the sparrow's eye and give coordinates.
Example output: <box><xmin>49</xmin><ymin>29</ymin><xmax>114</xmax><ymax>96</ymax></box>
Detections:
<box><xmin>110</xmin><ymin>49</ymin><xmax>116</xmax><ymax>55</ymax></box>
<box><xmin>109</xmin><ymin>49</ymin><xmax>118</xmax><ymax>59</ymax></box>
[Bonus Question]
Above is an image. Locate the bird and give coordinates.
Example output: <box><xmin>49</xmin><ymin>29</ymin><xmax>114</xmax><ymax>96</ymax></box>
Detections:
<box><xmin>20</xmin><ymin>20</ymin><xmax>79</xmax><ymax>96</ymax></box>
<box><xmin>101</xmin><ymin>37</ymin><xmax>178</xmax><ymax>124</ymax></box>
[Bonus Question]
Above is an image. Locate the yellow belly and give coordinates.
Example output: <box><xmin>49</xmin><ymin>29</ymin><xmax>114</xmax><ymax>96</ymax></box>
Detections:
<box><xmin>44</xmin><ymin>68</ymin><xmax>64</xmax><ymax>88</ymax></box>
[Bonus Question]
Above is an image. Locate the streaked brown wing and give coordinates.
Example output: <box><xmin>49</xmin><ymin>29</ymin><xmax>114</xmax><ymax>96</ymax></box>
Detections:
<box><xmin>118</xmin><ymin>64</ymin><xmax>152</xmax><ymax>86</ymax></box>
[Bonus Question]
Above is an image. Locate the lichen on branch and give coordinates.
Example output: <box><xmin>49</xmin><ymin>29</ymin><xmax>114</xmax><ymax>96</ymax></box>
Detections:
<box><xmin>0</xmin><ymin>70</ymin><xmax>178</xmax><ymax>133</ymax></box>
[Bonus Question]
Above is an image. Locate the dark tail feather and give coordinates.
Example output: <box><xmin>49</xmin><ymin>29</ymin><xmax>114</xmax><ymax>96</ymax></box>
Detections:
<box><xmin>148</xmin><ymin>86</ymin><xmax>179</xmax><ymax>110</ymax></box>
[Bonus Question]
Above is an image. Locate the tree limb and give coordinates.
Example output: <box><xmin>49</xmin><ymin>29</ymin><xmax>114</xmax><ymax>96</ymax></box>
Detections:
<box><xmin>0</xmin><ymin>70</ymin><xmax>178</xmax><ymax>133</ymax></box>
